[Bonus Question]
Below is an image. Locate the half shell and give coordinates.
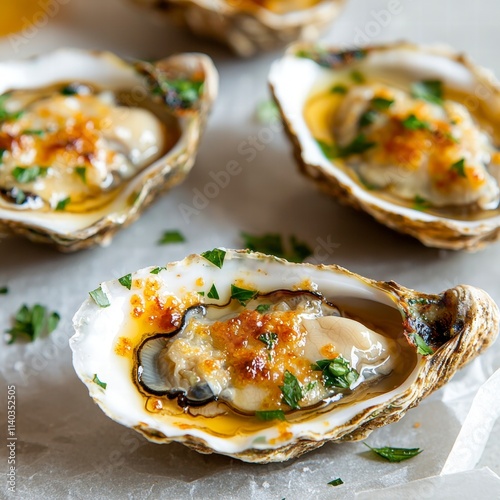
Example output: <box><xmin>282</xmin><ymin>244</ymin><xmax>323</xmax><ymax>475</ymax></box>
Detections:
<box><xmin>128</xmin><ymin>0</ymin><xmax>346</xmax><ymax>57</ymax></box>
<box><xmin>70</xmin><ymin>250</ymin><xmax>499</xmax><ymax>463</ymax></box>
<box><xmin>0</xmin><ymin>49</ymin><xmax>218</xmax><ymax>251</ymax></box>
<box><xmin>269</xmin><ymin>42</ymin><xmax>500</xmax><ymax>251</ymax></box>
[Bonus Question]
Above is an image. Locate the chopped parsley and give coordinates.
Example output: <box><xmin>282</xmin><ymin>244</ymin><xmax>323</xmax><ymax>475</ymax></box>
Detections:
<box><xmin>158</xmin><ymin>230</ymin><xmax>185</xmax><ymax>245</ymax></box>
<box><xmin>13</xmin><ymin>188</ymin><xmax>26</xmax><ymax>205</ymax></box>
<box><xmin>256</xmin><ymin>100</ymin><xmax>280</xmax><ymax>124</ymax></box>
<box><xmin>359</xmin><ymin>109</ymin><xmax>378</xmax><ymax>128</ymax></box>
<box><xmin>350</xmin><ymin>70</ymin><xmax>366</xmax><ymax>84</ymax></box>
<box><xmin>21</xmin><ymin>129</ymin><xmax>45</xmax><ymax>136</ymax></box>
<box><xmin>318</xmin><ymin>134</ymin><xmax>376</xmax><ymax>160</ymax></box>
<box><xmin>12</xmin><ymin>166</ymin><xmax>48</xmax><ymax>184</ymax></box>
<box><xmin>450</xmin><ymin>158</ymin><xmax>467</xmax><ymax>178</ymax></box>
<box><xmin>364</xmin><ymin>443</ymin><xmax>423</xmax><ymax>462</ymax></box>
<box><xmin>255</xmin><ymin>410</ymin><xmax>286</xmax><ymax>422</ymax></box>
<box><xmin>150</xmin><ymin>266</ymin><xmax>166</xmax><ymax>274</ymax></box>
<box><xmin>198</xmin><ymin>291</ymin><xmax>205</xmax><ymax>296</ymax></box>
<box><xmin>201</xmin><ymin>248</ymin><xmax>226</xmax><ymax>269</ymax></box>
<box><xmin>158</xmin><ymin>78</ymin><xmax>204</xmax><ymax>109</ymax></box>
<box><xmin>413</xmin><ymin>195</ymin><xmax>430</xmax><ymax>212</ymax></box>
<box><xmin>256</xmin><ymin>304</ymin><xmax>271</xmax><ymax>314</ymax></box>
<box><xmin>331</xmin><ymin>84</ymin><xmax>348</xmax><ymax>94</ymax></box>
<box><xmin>241</xmin><ymin>232</ymin><xmax>312</xmax><ymax>263</ymax></box>
<box><xmin>411</xmin><ymin>333</ymin><xmax>434</xmax><ymax>355</ymax></box>
<box><xmin>230</xmin><ymin>284</ymin><xmax>258</xmax><ymax>306</ymax></box>
<box><xmin>313</xmin><ymin>356</ymin><xmax>359</xmax><ymax>389</ymax></box>
<box><xmin>371</xmin><ymin>97</ymin><xmax>394</xmax><ymax>110</ymax></box>
<box><xmin>0</xmin><ymin>287</ymin><xmax>8</xmax><ymax>294</ymax></box>
<box><xmin>0</xmin><ymin>148</ymin><xmax>6</xmax><ymax>163</ymax></box>
<box><xmin>92</xmin><ymin>374</ymin><xmax>107</xmax><ymax>390</ymax></box>
<box><xmin>0</xmin><ymin>93</ymin><xmax>23</xmax><ymax>122</ymax></box>
<box><xmin>118</xmin><ymin>274</ymin><xmax>132</xmax><ymax>290</ymax></box>
<box><xmin>411</xmin><ymin>80</ymin><xmax>443</xmax><ymax>105</ymax></box>
<box><xmin>207</xmin><ymin>283</ymin><xmax>219</xmax><ymax>300</ymax></box>
<box><xmin>402</xmin><ymin>114</ymin><xmax>431</xmax><ymax>130</ymax></box>
<box><xmin>258</xmin><ymin>332</ymin><xmax>278</xmax><ymax>350</ymax></box>
<box><xmin>328</xmin><ymin>478</ymin><xmax>344</xmax><ymax>487</ymax></box>
<box><xmin>89</xmin><ymin>286</ymin><xmax>110</xmax><ymax>308</ymax></box>
<box><xmin>279</xmin><ymin>370</ymin><xmax>303</xmax><ymax>410</ymax></box>
<box><xmin>5</xmin><ymin>304</ymin><xmax>60</xmax><ymax>344</ymax></box>
<box><xmin>75</xmin><ymin>166</ymin><xmax>87</xmax><ymax>184</ymax></box>
<box><xmin>55</xmin><ymin>197</ymin><xmax>71</xmax><ymax>211</ymax></box>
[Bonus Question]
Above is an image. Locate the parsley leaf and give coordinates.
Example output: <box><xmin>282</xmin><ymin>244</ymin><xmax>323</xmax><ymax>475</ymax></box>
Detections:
<box><xmin>411</xmin><ymin>333</ymin><xmax>434</xmax><ymax>355</ymax></box>
<box><xmin>328</xmin><ymin>478</ymin><xmax>344</xmax><ymax>487</ymax></box>
<box><xmin>157</xmin><ymin>78</ymin><xmax>204</xmax><ymax>109</ymax></box>
<box><xmin>0</xmin><ymin>287</ymin><xmax>8</xmax><ymax>294</ymax></box>
<box><xmin>371</xmin><ymin>97</ymin><xmax>394</xmax><ymax>110</ymax></box>
<box><xmin>55</xmin><ymin>197</ymin><xmax>71</xmax><ymax>211</ymax></box>
<box><xmin>364</xmin><ymin>443</ymin><xmax>423</xmax><ymax>462</ymax></box>
<box><xmin>93</xmin><ymin>374</ymin><xmax>107</xmax><ymax>390</ymax></box>
<box><xmin>89</xmin><ymin>286</ymin><xmax>110</xmax><ymax>308</ymax></box>
<box><xmin>450</xmin><ymin>158</ymin><xmax>467</xmax><ymax>178</ymax></box>
<box><xmin>201</xmin><ymin>248</ymin><xmax>226</xmax><ymax>269</ymax></box>
<box><xmin>279</xmin><ymin>370</ymin><xmax>303</xmax><ymax>410</ymax></box>
<box><xmin>331</xmin><ymin>84</ymin><xmax>348</xmax><ymax>94</ymax></box>
<box><xmin>75</xmin><ymin>166</ymin><xmax>87</xmax><ymax>184</ymax></box>
<box><xmin>255</xmin><ymin>410</ymin><xmax>286</xmax><ymax>422</ymax></box>
<box><xmin>231</xmin><ymin>284</ymin><xmax>258</xmax><ymax>305</ymax></box>
<box><xmin>207</xmin><ymin>283</ymin><xmax>219</xmax><ymax>300</ymax></box>
<box><xmin>241</xmin><ymin>233</ymin><xmax>312</xmax><ymax>263</ymax></box>
<box><xmin>5</xmin><ymin>304</ymin><xmax>60</xmax><ymax>344</ymax></box>
<box><xmin>350</xmin><ymin>70</ymin><xmax>366</xmax><ymax>84</ymax></box>
<box><xmin>0</xmin><ymin>148</ymin><xmax>6</xmax><ymax>163</ymax></box>
<box><xmin>21</xmin><ymin>129</ymin><xmax>45</xmax><ymax>136</ymax></box>
<box><xmin>313</xmin><ymin>356</ymin><xmax>359</xmax><ymax>389</ymax></box>
<box><xmin>12</xmin><ymin>166</ymin><xmax>48</xmax><ymax>184</ymax></box>
<box><xmin>359</xmin><ymin>109</ymin><xmax>378</xmax><ymax>128</ymax></box>
<box><xmin>256</xmin><ymin>304</ymin><xmax>271</xmax><ymax>314</ymax></box>
<box><xmin>258</xmin><ymin>332</ymin><xmax>278</xmax><ymax>350</ymax></box>
<box><xmin>402</xmin><ymin>114</ymin><xmax>431</xmax><ymax>130</ymax></box>
<box><xmin>0</xmin><ymin>93</ymin><xmax>23</xmax><ymax>122</ymax></box>
<box><xmin>150</xmin><ymin>266</ymin><xmax>166</xmax><ymax>274</ymax></box>
<box><xmin>158</xmin><ymin>230</ymin><xmax>185</xmax><ymax>245</ymax></box>
<box><xmin>413</xmin><ymin>195</ymin><xmax>430</xmax><ymax>212</ymax></box>
<box><xmin>256</xmin><ymin>100</ymin><xmax>280</xmax><ymax>124</ymax></box>
<box><xmin>118</xmin><ymin>274</ymin><xmax>132</xmax><ymax>290</ymax></box>
<box><xmin>318</xmin><ymin>134</ymin><xmax>376</xmax><ymax>160</ymax></box>
<box><xmin>411</xmin><ymin>80</ymin><xmax>443</xmax><ymax>105</ymax></box>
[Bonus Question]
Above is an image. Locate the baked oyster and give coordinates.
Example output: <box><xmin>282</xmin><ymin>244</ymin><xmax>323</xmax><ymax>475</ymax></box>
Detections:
<box><xmin>0</xmin><ymin>49</ymin><xmax>218</xmax><ymax>251</ymax></box>
<box><xmin>269</xmin><ymin>42</ymin><xmax>500</xmax><ymax>250</ymax></box>
<box><xmin>128</xmin><ymin>0</ymin><xmax>346</xmax><ymax>57</ymax></box>
<box><xmin>70</xmin><ymin>250</ymin><xmax>498</xmax><ymax>463</ymax></box>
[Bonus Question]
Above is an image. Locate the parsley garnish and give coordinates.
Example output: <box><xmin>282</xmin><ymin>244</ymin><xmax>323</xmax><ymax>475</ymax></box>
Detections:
<box><xmin>256</xmin><ymin>100</ymin><xmax>280</xmax><ymax>124</ymax></box>
<box><xmin>198</xmin><ymin>291</ymin><xmax>205</xmax><ymax>296</ymax></box>
<box><xmin>75</xmin><ymin>166</ymin><xmax>87</xmax><ymax>184</ymax></box>
<box><xmin>279</xmin><ymin>370</ymin><xmax>303</xmax><ymax>410</ymax></box>
<box><xmin>359</xmin><ymin>109</ymin><xmax>377</xmax><ymax>128</ymax></box>
<box><xmin>0</xmin><ymin>93</ymin><xmax>23</xmax><ymax>122</ymax></box>
<box><xmin>207</xmin><ymin>283</ymin><xmax>219</xmax><ymax>300</ymax></box>
<box><xmin>118</xmin><ymin>274</ymin><xmax>132</xmax><ymax>290</ymax></box>
<box><xmin>150</xmin><ymin>266</ymin><xmax>166</xmax><ymax>274</ymax></box>
<box><xmin>5</xmin><ymin>304</ymin><xmax>60</xmax><ymax>344</ymax></box>
<box><xmin>0</xmin><ymin>149</ymin><xmax>6</xmax><ymax>163</ymax></box>
<box><xmin>313</xmin><ymin>356</ymin><xmax>359</xmax><ymax>389</ymax></box>
<box><xmin>317</xmin><ymin>134</ymin><xmax>376</xmax><ymax>160</ymax></box>
<box><xmin>413</xmin><ymin>195</ymin><xmax>430</xmax><ymax>212</ymax></box>
<box><xmin>21</xmin><ymin>129</ymin><xmax>45</xmax><ymax>136</ymax></box>
<box><xmin>328</xmin><ymin>478</ymin><xmax>344</xmax><ymax>487</ymax></box>
<box><xmin>55</xmin><ymin>197</ymin><xmax>70</xmax><ymax>211</ymax></box>
<box><xmin>255</xmin><ymin>410</ymin><xmax>286</xmax><ymax>422</ymax></box>
<box><xmin>450</xmin><ymin>158</ymin><xmax>467</xmax><ymax>178</ymax></box>
<box><xmin>411</xmin><ymin>333</ymin><xmax>434</xmax><ymax>355</ymax></box>
<box><xmin>12</xmin><ymin>166</ymin><xmax>48</xmax><ymax>183</ymax></box>
<box><xmin>411</xmin><ymin>80</ymin><xmax>443</xmax><ymax>105</ymax></box>
<box><xmin>256</xmin><ymin>304</ymin><xmax>271</xmax><ymax>313</ymax></box>
<box><xmin>241</xmin><ymin>233</ymin><xmax>312</xmax><ymax>263</ymax></box>
<box><xmin>371</xmin><ymin>97</ymin><xmax>394</xmax><ymax>110</ymax></box>
<box><xmin>89</xmin><ymin>286</ymin><xmax>110</xmax><ymax>308</ymax></box>
<box><xmin>350</xmin><ymin>70</ymin><xmax>366</xmax><ymax>84</ymax></box>
<box><xmin>14</xmin><ymin>188</ymin><xmax>26</xmax><ymax>205</ymax></box>
<box><xmin>201</xmin><ymin>248</ymin><xmax>226</xmax><ymax>269</ymax></box>
<box><xmin>158</xmin><ymin>230</ymin><xmax>185</xmax><ymax>245</ymax></box>
<box><xmin>93</xmin><ymin>374</ymin><xmax>107</xmax><ymax>390</ymax></box>
<box><xmin>0</xmin><ymin>287</ymin><xmax>8</xmax><ymax>294</ymax></box>
<box><xmin>402</xmin><ymin>114</ymin><xmax>430</xmax><ymax>130</ymax></box>
<box><xmin>230</xmin><ymin>284</ymin><xmax>258</xmax><ymax>305</ymax></box>
<box><xmin>364</xmin><ymin>443</ymin><xmax>423</xmax><ymax>462</ymax></box>
<box><xmin>258</xmin><ymin>332</ymin><xmax>278</xmax><ymax>350</ymax></box>
<box><xmin>157</xmin><ymin>78</ymin><xmax>204</xmax><ymax>109</ymax></box>
<box><xmin>331</xmin><ymin>84</ymin><xmax>348</xmax><ymax>94</ymax></box>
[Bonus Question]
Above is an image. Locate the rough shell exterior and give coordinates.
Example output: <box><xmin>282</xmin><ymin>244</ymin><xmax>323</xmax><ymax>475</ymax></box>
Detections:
<box><xmin>128</xmin><ymin>0</ymin><xmax>346</xmax><ymax>57</ymax></box>
<box><xmin>269</xmin><ymin>42</ymin><xmax>500</xmax><ymax>251</ymax></box>
<box><xmin>0</xmin><ymin>50</ymin><xmax>218</xmax><ymax>251</ymax></box>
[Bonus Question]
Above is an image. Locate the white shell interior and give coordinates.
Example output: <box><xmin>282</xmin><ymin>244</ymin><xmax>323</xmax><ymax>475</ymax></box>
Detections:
<box><xmin>70</xmin><ymin>250</ymin><xmax>422</xmax><ymax>455</ymax></box>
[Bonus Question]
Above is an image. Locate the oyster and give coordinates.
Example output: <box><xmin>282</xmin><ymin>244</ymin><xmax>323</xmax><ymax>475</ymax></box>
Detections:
<box><xmin>0</xmin><ymin>49</ymin><xmax>218</xmax><ymax>251</ymax></box>
<box><xmin>269</xmin><ymin>42</ymin><xmax>500</xmax><ymax>250</ymax></box>
<box><xmin>70</xmin><ymin>250</ymin><xmax>498</xmax><ymax>463</ymax></box>
<box><xmin>128</xmin><ymin>0</ymin><xmax>346</xmax><ymax>57</ymax></box>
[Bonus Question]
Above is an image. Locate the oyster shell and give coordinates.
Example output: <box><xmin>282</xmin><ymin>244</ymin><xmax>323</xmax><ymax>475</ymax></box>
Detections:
<box><xmin>128</xmin><ymin>0</ymin><xmax>346</xmax><ymax>57</ymax></box>
<box><xmin>70</xmin><ymin>250</ymin><xmax>498</xmax><ymax>463</ymax></box>
<box><xmin>0</xmin><ymin>49</ymin><xmax>218</xmax><ymax>251</ymax></box>
<box><xmin>269</xmin><ymin>42</ymin><xmax>500</xmax><ymax>251</ymax></box>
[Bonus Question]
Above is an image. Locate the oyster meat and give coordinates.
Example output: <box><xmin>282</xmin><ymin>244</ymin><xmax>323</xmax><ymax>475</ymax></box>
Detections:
<box><xmin>269</xmin><ymin>42</ymin><xmax>500</xmax><ymax>250</ymax></box>
<box><xmin>0</xmin><ymin>49</ymin><xmax>218</xmax><ymax>251</ymax></box>
<box><xmin>70</xmin><ymin>250</ymin><xmax>499</xmax><ymax>463</ymax></box>
<box><xmin>128</xmin><ymin>0</ymin><xmax>346</xmax><ymax>57</ymax></box>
